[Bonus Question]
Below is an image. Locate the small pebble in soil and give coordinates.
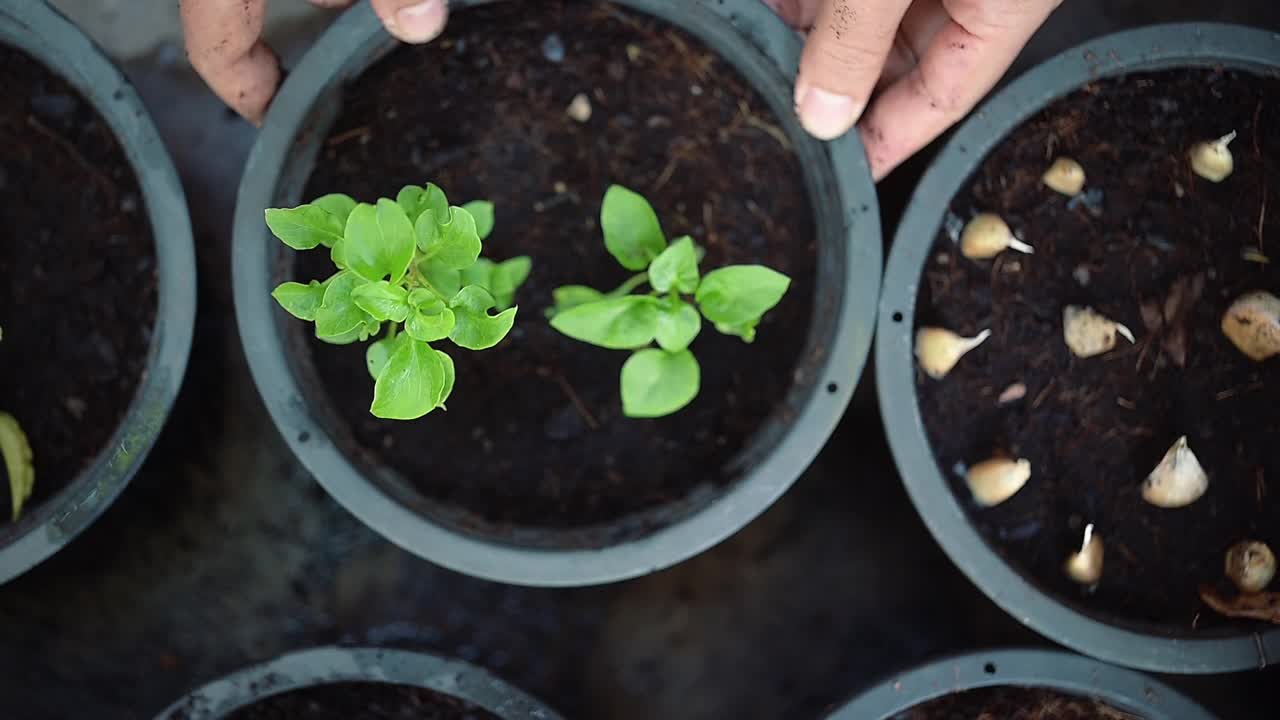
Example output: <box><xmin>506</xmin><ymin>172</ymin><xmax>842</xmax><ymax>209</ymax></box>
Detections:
<box><xmin>541</xmin><ymin>32</ymin><xmax>566</xmax><ymax>63</ymax></box>
<box><xmin>1225</xmin><ymin>540</ymin><xmax>1276</xmax><ymax>593</ymax></box>
<box><xmin>943</xmin><ymin>211</ymin><xmax>965</xmax><ymax>243</ymax></box>
<box><xmin>960</xmin><ymin>212</ymin><xmax>1033</xmax><ymax>260</ymax></box>
<box><xmin>566</xmin><ymin>93</ymin><xmax>592</xmax><ymax>123</ymax></box>
<box><xmin>1041</xmin><ymin>156</ymin><xmax>1086</xmax><ymax>196</ymax></box>
<box><xmin>1189</xmin><ymin>130</ymin><xmax>1237</xmax><ymax>182</ymax></box>
<box><xmin>1072</xmin><ymin>265</ymin><xmax>1091</xmax><ymax>286</ymax></box>
<box><xmin>1142</xmin><ymin>435</ymin><xmax>1209</xmax><ymax>508</ymax></box>
<box><xmin>966</xmin><ymin>457</ymin><xmax>1032</xmax><ymax>507</ymax></box>
<box><xmin>626</xmin><ymin>43</ymin><xmax>642</xmax><ymax>63</ymax></box>
<box><xmin>1065</xmin><ymin>186</ymin><xmax>1104</xmax><ymax>217</ymax></box>
<box><xmin>996</xmin><ymin>382</ymin><xmax>1027</xmax><ymax>405</ymax></box>
<box><xmin>1221</xmin><ymin>290</ymin><xmax>1280</xmax><ymax>361</ymax></box>
<box><xmin>1062</xmin><ymin>305</ymin><xmax>1135</xmax><ymax>358</ymax></box>
<box><xmin>1065</xmin><ymin>522</ymin><xmax>1105</xmax><ymax>586</ymax></box>
<box><xmin>915</xmin><ymin>327</ymin><xmax>991</xmax><ymax>380</ymax></box>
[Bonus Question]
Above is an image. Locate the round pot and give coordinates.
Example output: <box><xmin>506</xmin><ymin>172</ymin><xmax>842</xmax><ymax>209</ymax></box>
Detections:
<box><xmin>234</xmin><ymin>0</ymin><xmax>879</xmax><ymax>586</ymax></box>
<box><xmin>824</xmin><ymin>648</ymin><xmax>1213</xmax><ymax>719</ymax></box>
<box><xmin>0</xmin><ymin>1</ymin><xmax>195</xmax><ymax>583</ymax></box>
<box><xmin>877</xmin><ymin>23</ymin><xmax>1280</xmax><ymax>672</ymax></box>
<box><xmin>154</xmin><ymin>646</ymin><xmax>562</xmax><ymax>719</ymax></box>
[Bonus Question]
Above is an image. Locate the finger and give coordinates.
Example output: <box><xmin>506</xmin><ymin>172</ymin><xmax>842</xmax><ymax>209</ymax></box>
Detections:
<box><xmin>760</xmin><ymin>0</ymin><xmax>822</xmax><ymax>30</ymax></box>
<box><xmin>369</xmin><ymin>0</ymin><xmax>449</xmax><ymax>44</ymax></box>
<box><xmin>308</xmin><ymin>0</ymin><xmax>356</xmax><ymax>6</ymax></box>
<box><xmin>877</xmin><ymin>0</ymin><xmax>950</xmax><ymax>90</ymax></box>
<box><xmin>794</xmin><ymin>0</ymin><xmax>913</xmax><ymax>140</ymax></box>
<box><xmin>181</xmin><ymin>0</ymin><xmax>280</xmax><ymax>125</ymax></box>
<box><xmin>857</xmin><ymin>2</ymin><xmax>1060</xmax><ymax>179</ymax></box>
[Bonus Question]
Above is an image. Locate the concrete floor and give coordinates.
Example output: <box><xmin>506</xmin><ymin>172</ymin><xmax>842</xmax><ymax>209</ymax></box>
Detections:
<box><xmin>6</xmin><ymin>1</ymin><xmax>1280</xmax><ymax>718</ymax></box>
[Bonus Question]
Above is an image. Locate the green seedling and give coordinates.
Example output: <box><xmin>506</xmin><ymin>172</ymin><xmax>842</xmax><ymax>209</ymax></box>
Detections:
<box><xmin>266</xmin><ymin>184</ymin><xmax>531</xmax><ymax>420</ymax></box>
<box><xmin>0</xmin><ymin>326</ymin><xmax>35</xmax><ymax>521</ymax></box>
<box><xmin>548</xmin><ymin>185</ymin><xmax>791</xmax><ymax>418</ymax></box>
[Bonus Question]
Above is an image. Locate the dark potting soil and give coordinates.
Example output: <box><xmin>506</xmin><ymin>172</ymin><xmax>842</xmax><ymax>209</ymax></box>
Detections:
<box><xmin>0</xmin><ymin>46</ymin><xmax>156</xmax><ymax>514</ymax></box>
<box><xmin>222</xmin><ymin>682</ymin><xmax>497</xmax><ymax>720</ymax></box>
<box><xmin>917</xmin><ymin>68</ymin><xmax>1280</xmax><ymax>628</ymax></box>
<box><xmin>296</xmin><ymin>1</ymin><xmax>817</xmax><ymax>537</ymax></box>
<box><xmin>893</xmin><ymin>686</ymin><xmax>1134</xmax><ymax>720</ymax></box>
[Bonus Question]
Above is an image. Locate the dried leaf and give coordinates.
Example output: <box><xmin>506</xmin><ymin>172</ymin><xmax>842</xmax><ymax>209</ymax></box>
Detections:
<box><xmin>1199</xmin><ymin>585</ymin><xmax>1280</xmax><ymax>624</ymax></box>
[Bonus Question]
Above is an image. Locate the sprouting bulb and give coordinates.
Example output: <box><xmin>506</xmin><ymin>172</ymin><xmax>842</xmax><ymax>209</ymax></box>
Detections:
<box><xmin>1042</xmin><ymin>157</ymin><xmax>1086</xmax><ymax>196</ymax></box>
<box><xmin>1225</xmin><ymin>541</ymin><xmax>1276</xmax><ymax>594</ymax></box>
<box><xmin>1063</xmin><ymin>305</ymin><xmax>1135</xmax><ymax>358</ymax></box>
<box><xmin>1189</xmin><ymin>131</ymin><xmax>1236</xmax><ymax>182</ymax></box>
<box><xmin>1221</xmin><ymin>291</ymin><xmax>1280</xmax><ymax>362</ymax></box>
<box><xmin>966</xmin><ymin>457</ymin><xmax>1031</xmax><ymax>507</ymax></box>
<box><xmin>915</xmin><ymin>327</ymin><xmax>991</xmax><ymax>380</ymax></box>
<box><xmin>960</xmin><ymin>213</ymin><xmax>1034</xmax><ymax>260</ymax></box>
<box><xmin>1141</xmin><ymin>435</ymin><xmax>1208</xmax><ymax>508</ymax></box>
<box><xmin>1065</xmin><ymin>523</ymin><xmax>1104</xmax><ymax>586</ymax></box>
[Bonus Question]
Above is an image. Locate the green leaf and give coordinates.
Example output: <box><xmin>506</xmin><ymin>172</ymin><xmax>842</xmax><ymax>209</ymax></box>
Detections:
<box><xmin>408</xmin><ymin>288</ymin><xmax>438</xmax><ymax>308</ymax></box>
<box><xmin>460</xmin><ymin>259</ymin><xmax>494</xmax><ymax>290</ymax></box>
<box><xmin>649</xmin><ymin>236</ymin><xmax>700</xmax><ymax>294</ymax></box>
<box><xmin>715</xmin><ymin>319</ymin><xmax>759</xmax><ymax>343</ymax></box>
<box><xmin>313</xmin><ymin>193</ymin><xmax>358</xmax><ymax>230</ymax></box>
<box><xmin>397</xmin><ymin>183</ymin><xmax>449</xmax><ymax>225</ymax></box>
<box><xmin>420</xmin><ymin>262</ymin><xmax>462</xmax><ymax>300</ymax></box>
<box><xmin>551</xmin><ymin>285</ymin><xmax>605</xmax><ymax>314</ymax></box>
<box><xmin>371</xmin><ymin>338</ymin><xmax>446</xmax><ymax>420</ymax></box>
<box><xmin>655</xmin><ymin>298</ymin><xmax>701</xmax><ymax>352</ymax></box>
<box><xmin>601</xmin><ymin>185</ymin><xmax>666</xmax><ymax>271</ymax></box>
<box><xmin>448</xmin><ymin>285</ymin><xmax>517</xmax><ymax>350</ymax></box>
<box><xmin>265</xmin><ymin>205</ymin><xmax>345</xmax><ymax>250</ymax></box>
<box><xmin>695</xmin><ymin>265</ymin><xmax>791</xmax><ymax>327</ymax></box>
<box><xmin>490</xmin><ymin>256</ymin><xmax>532</xmax><ymax>310</ymax></box>
<box><xmin>0</xmin><ymin>412</ymin><xmax>34</xmax><ymax>520</ymax></box>
<box><xmin>550</xmin><ymin>295</ymin><xmax>660</xmax><ymax>349</ymax></box>
<box><xmin>345</xmin><ymin>199</ymin><xmax>417</xmax><ymax>283</ymax></box>
<box><xmin>315</xmin><ymin>270</ymin><xmax>374</xmax><ymax>342</ymax></box>
<box><xmin>417</xmin><ymin>206</ymin><xmax>482</xmax><ymax>270</ymax></box>
<box><xmin>351</xmin><ymin>281</ymin><xmax>411</xmax><ymax>323</ymax></box>
<box><xmin>271</xmin><ymin>280</ymin><xmax>326</xmax><ymax>321</ymax></box>
<box><xmin>621</xmin><ymin>349</ymin><xmax>700</xmax><ymax>418</ymax></box>
<box><xmin>436</xmin><ymin>349</ymin><xmax>456</xmax><ymax>408</ymax></box>
<box><xmin>365</xmin><ymin>332</ymin><xmax>408</xmax><ymax>380</ymax></box>
<box><xmin>462</xmin><ymin>200</ymin><xmax>495</xmax><ymax>240</ymax></box>
<box><xmin>407</xmin><ymin>306</ymin><xmax>456</xmax><ymax>342</ymax></box>
<box><xmin>330</xmin><ymin>240</ymin><xmax>348</xmax><ymax>269</ymax></box>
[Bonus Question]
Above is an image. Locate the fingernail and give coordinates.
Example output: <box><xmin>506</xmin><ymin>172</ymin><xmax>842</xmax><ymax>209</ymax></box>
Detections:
<box><xmin>796</xmin><ymin>85</ymin><xmax>861</xmax><ymax>141</ymax></box>
<box><xmin>394</xmin><ymin>0</ymin><xmax>445</xmax><ymax>43</ymax></box>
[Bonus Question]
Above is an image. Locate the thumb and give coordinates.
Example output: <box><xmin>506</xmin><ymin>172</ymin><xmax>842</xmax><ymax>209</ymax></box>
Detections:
<box><xmin>794</xmin><ymin>0</ymin><xmax>911</xmax><ymax>140</ymax></box>
<box><xmin>369</xmin><ymin>0</ymin><xmax>449</xmax><ymax>44</ymax></box>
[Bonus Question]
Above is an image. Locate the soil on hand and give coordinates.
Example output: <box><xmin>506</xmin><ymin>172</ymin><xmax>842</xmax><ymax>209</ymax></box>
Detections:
<box><xmin>223</xmin><ymin>682</ymin><xmax>497</xmax><ymax>720</ymax></box>
<box><xmin>896</xmin><ymin>686</ymin><xmax>1135</xmax><ymax>720</ymax></box>
<box><xmin>296</xmin><ymin>1</ymin><xmax>817</xmax><ymax>540</ymax></box>
<box><xmin>0</xmin><ymin>46</ymin><xmax>156</xmax><ymax>514</ymax></box>
<box><xmin>917</xmin><ymin>68</ymin><xmax>1280</xmax><ymax>628</ymax></box>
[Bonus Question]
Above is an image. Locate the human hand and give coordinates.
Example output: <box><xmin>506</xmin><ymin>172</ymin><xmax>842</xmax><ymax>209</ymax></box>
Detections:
<box><xmin>763</xmin><ymin>0</ymin><xmax>1062</xmax><ymax>179</ymax></box>
<box><xmin>181</xmin><ymin>0</ymin><xmax>449</xmax><ymax>125</ymax></box>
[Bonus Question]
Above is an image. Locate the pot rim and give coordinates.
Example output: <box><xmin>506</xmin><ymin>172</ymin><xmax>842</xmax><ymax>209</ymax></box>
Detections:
<box><xmin>153</xmin><ymin>646</ymin><xmax>562</xmax><ymax>719</ymax></box>
<box><xmin>824</xmin><ymin>648</ymin><xmax>1214</xmax><ymax>719</ymax></box>
<box><xmin>234</xmin><ymin>0</ymin><xmax>880</xmax><ymax>586</ymax></box>
<box><xmin>0</xmin><ymin>1</ymin><xmax>196</xmax><ymax>584</ymax></box>
<box><xmin>876</xmin><ymin>22</ymin><xmax>1280</xmax><ymax>672</ymax></box>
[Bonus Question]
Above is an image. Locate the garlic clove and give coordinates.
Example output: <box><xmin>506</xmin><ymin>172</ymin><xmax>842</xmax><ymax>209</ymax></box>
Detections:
<box><xmin>1063</xmin><ymin>305</ymin><xmax>1135</xmax><ymax>358</ymax></box>
<box><xmin>960</xmin><ymin>213</ymin><xmax>1033</xmax><ymax>259</ymax></box>
<box><xmin>1065</xmin><ymin>523</ymin><xmax>1104</xmax><ymax>586</ymax></box>
<box><xmin>1141</xmin><ymin>435</ymin><xmax>1209</xmax><ymax>508</ymax></box>
<box><xmin>915</xmin><ymin>327</ymin><xmax>991</xmax><ymax>380</ymax></box>
<box><xmin>1189</xmin><ymin>131</ymin><xmax>1236</xmax><ymax>182</ymax></box>
<box><xmin>1042</xmin><ymin>157</ymin><xmax>1086</xmax><ymax>196</ymax></box>
<box><xmin>1226</xmin><ymin>540</ymin><xmax>1276</xmax><ymax>594</ymax></box>
<box><xmin>966</xmin><ymin>457</ymin><xmax>1031</xmax><ymax>507</ymax></box>
<box><xmin>1221</xmin><ymin>291</ymin><xmax>1280</xmax><ymax>361</ymax></box>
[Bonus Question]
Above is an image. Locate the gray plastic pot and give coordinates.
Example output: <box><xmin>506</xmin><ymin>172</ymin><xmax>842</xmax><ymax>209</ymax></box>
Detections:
<box><xmin>877</xmin><ymin>24</ymin><xmax>1280</xmax><ymax>673</ymax></box>
<box><xmin>825</xmin><ymin>648</ymin><xmax>1213</xmax><ymax>719</ymax></box>
<box><xmin>154</xmin><ymin>646</ymin><xmax>561</xmax><ymax>719</ymax></box>
<box><xmin>0</xmin><ymin>2</ymin><xmax>195</xmax><ymax>584</ymax></box>
<box><xmin>234</xmin><ymin>0</ymin><xmax>880</xmax><ymax>586</ymax></box>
